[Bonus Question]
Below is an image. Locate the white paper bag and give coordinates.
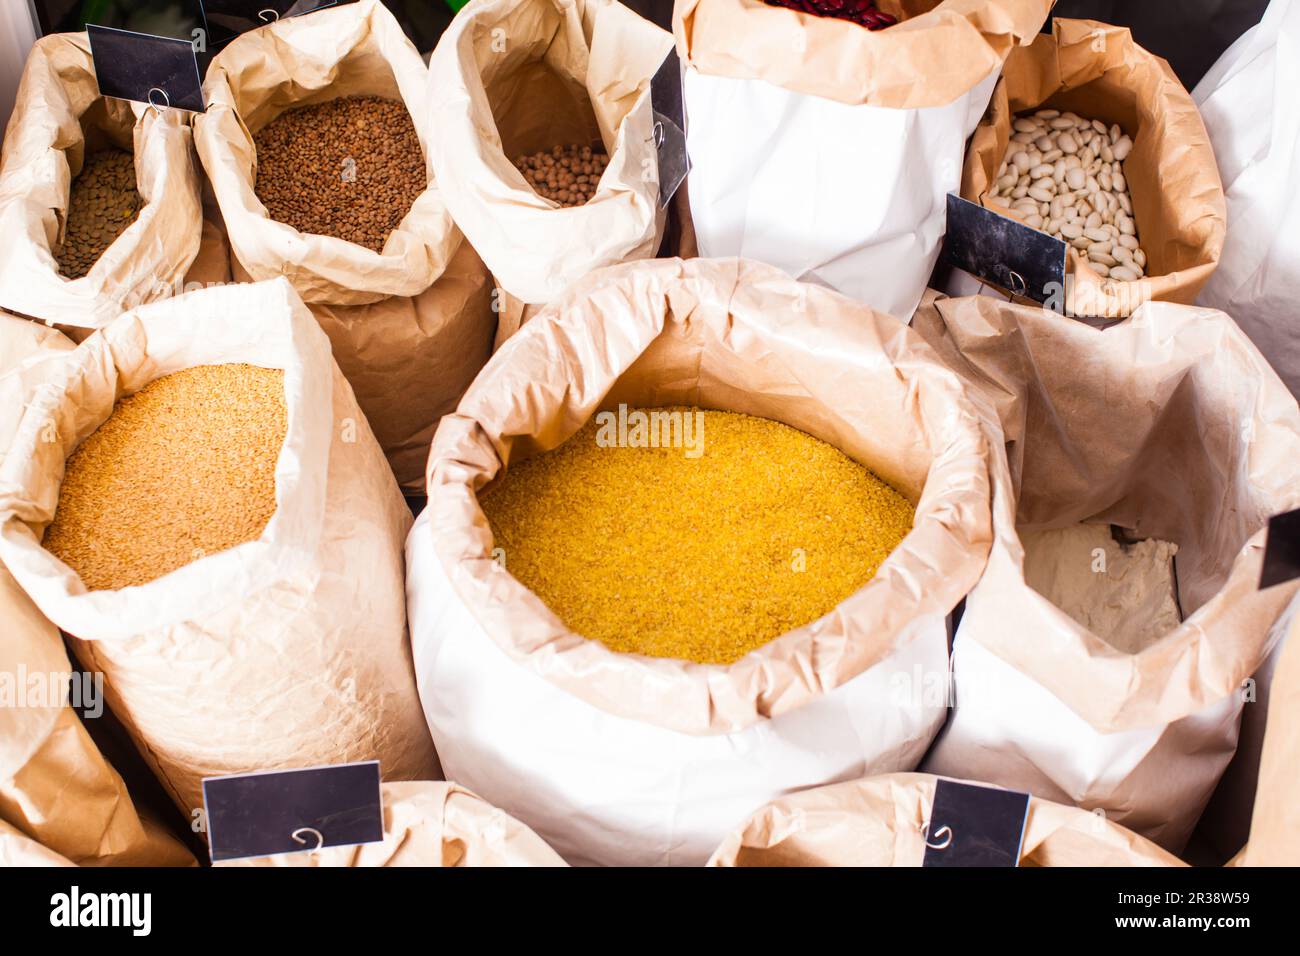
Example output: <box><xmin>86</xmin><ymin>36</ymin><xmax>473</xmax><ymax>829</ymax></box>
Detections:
<box><xmin>1193</xmin><ymin>0</ymin><xmax>1300</xmax><ymax>398</ymax></box>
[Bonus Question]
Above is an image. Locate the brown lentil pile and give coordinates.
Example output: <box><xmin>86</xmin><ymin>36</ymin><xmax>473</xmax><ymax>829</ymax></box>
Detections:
<box><xmin>481</xmin><ymin>407</ymin><xmax>915</xmax><ymax>664</ymax></box>
<box><xmin>55</xmin><ymin>149</ymin><xmax>143</xmax><ymax>279</ymax></box>
<box><xmin>43</xmin><ymin>364</ymin><xmax>287</xmax><ymax>591</ymax></box>
<box><xmin>253</xmin><ymin>96</ymin><xmax>426</xmax><ymax>252</ymax></box>
<box><xmin>512</xmin><ymin>144</ymin><xmax>609</xmax><ymax>207</ymax></box>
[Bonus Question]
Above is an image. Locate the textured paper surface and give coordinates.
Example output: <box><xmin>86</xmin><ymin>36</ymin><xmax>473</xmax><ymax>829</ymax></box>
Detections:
<box><xmin>961</xmin><ymin>19</ymin><xmax>1226</xmax><ymax>317</ymax></box>
<box><xmin>0</xmin><ymin>33</ymin><xmax>203</xmax><ymax>329</ymax></box>
<box><xmin>913</xmin><ymin>292</ymin><xmax>1300</xmax><ymax>849</ymax></box>
<box><xmin>219</xmin><ymin>782</ymin><xmax>566</xmax><ymax>867</ymax></box>
<box><xmin>0</xmin><ymin>312</ymin><xmax>194</xmax><ymax>867</ymax></box>
<box><xmin>0</xmin><ymin>279</ymin><xmax>440</xmax><ymax>819</ymax></box>
<box><xmin>426</xmin><ymin>0</ymin><xmax>672</xmax><ymax>306</ymax></box>
<box><xmin>708</xmin><ymin>773</ymin><xmax>1184</xmax><ymax>867</ymax></box>
<box><xmin>408</xmin><ymin>256</ymin><xmax>994</xmax><ymax>865</ymax></box>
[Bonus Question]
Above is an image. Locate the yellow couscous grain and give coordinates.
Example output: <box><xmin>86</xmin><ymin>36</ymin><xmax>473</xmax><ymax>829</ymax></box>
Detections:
<box><xmin>481</xmin><ymin>406</ymin><xmax>915</xmax><ymax>664</ymax></box>
<box><xmin>42</xmin><ymin>364</ymin><xmax>287</xmax><ymax>591</ymax></box>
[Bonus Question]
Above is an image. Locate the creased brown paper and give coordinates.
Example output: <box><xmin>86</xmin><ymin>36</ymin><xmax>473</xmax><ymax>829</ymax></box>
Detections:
<box><xmin>0</xmin><ymin>278</ymin><xmax>439</xmax><ymax>820</ymax></box>
<box><xmin>195</xmin><ymin>0</ymin><xmax>496</xmax><ymax>490</ymax></box>
<box><xmin>0</xmin><ymin>33</ymin><xmax>203</xmax><ymax>330</ymax></box>
<box><xmin>0</xmin><ymin>312</ymin><xmax>193</xmax><ymax>867</ymax></box>
<box><xmin>961</xmin><ymin>19</ymin><xmax>1226</xmax><ymax>318</ymax></box>
<box><xmin>220</xmin><ymin>782</ymin><xmax>566</xmax><ymax>867</ymax></box>
<box><xmin>1240</xmin><ymin>597</ymin><xmax>1300</xmax><ymax>866</ymax></box>
<box><xmin>913</xmin><ymin>292</ymin><xmax>1300</xmax><ymax>849</ymax></box>
<box><xmin>708</xmin><ymin>773</ymin><xmax>1183</xmax><ymax>866</ymax></box>
<box><xmin>674</xmin><ymin>0</ymin><xmax>1051</xmax><ymax>108</ymax></box>
<box><xmin>427</xmin><ymin>0</ymin><xmax>673</xmax><ymax>308</ymax></box>
<box><xmin>424</xmin><ymin>256</ymin><xmax>993</xmax><ymax>733</ymax></box>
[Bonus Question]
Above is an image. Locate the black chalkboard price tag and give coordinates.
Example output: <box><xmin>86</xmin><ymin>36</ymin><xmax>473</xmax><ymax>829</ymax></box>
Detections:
<box><xmin>199</xmin><ymin>0</ymin><xmax>356</xmax><ymax>48</ymax></box>
<box><xmin>649</xmin><ymin>47</ymin><xmax>689</xmax><ymax>209</ymax></box>
<box><xmin>1260</xmin><ymin>508</ymin><xmax>1300</xmax><ymax>590</ymax></box>
<box><xmin>922</xmin><ymin>779</ymin><xmax>1030</xmax><ymax>867</ymax></box>
<box><xmin>202</xmin><ymin>761</ymin><xmax>384</xmax><ymax>863</ymax></box>
<box><xmin>941</xmin><ymin>193</ymin><xmax>1067</xmax><ymax>307</ymax></box>
<box><xmin>87</xmin><ymin>25</ymin><xmax>206</xmax><ymax>114</ymax></box>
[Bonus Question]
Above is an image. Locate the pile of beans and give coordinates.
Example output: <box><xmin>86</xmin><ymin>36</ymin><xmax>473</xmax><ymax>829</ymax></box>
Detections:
<box><xmin>253</xmin><ymin>96</ymin><xmax>427</xmax><ymax>253</ymax></box>
<box><xmin>987</xmin><ymin>109</ymin><xmax>1148</xmax><ymax>282</ymax></box>
<box><xmin>43</xmin><ymin>364</ymin><xmax>287</xmax><ymax>591</ymax></box>
<box><xmin>512</xmin><ymin>144</ymin><xmax>609</xmax><ymax>208</ymax></box>
<box><xmin>55</xmin><ymin>149</ymin><xmax>142</xmax><ymax>279</ymax></box>
<box><xmin>763</xmin><ymin>0</ymin><xmax>897</xmax><ymax>29</ymax></box>
<box><xmin>481</xmin><ymin>407</ymin><xmax>915</xmax><ymax>665</ymax></box>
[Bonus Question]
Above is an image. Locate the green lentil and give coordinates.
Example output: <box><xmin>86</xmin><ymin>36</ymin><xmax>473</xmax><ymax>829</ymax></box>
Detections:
<box><xmin>481</xmin><ymin>406</ymin><xmax>915</xmax><ymax>664</ymax></box>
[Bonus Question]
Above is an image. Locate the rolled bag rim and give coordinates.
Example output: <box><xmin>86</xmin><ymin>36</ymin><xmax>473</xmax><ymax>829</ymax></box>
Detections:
<box><xmin>424</xmin><ymin>255</ymin><xmax>995</xmax><ymax>735</ymax></box>
<box><xmin>0</xmin><ymin>277</ymin><xmax>332</xmax><ymax>642</ymax></box>
<box><xmin>673</xmin><ymin>0</ymin><xmax>1053</xmax><ymax>108</ymax></box>
<box><xmin>193</xmin><ymin>0</ymin><xmax>462</xmax><ymax>306</ymax></box>
<box><xmin>0</xmin><ymin>32</ymin><xmax>203</xmax><ymax>329</ymax></box>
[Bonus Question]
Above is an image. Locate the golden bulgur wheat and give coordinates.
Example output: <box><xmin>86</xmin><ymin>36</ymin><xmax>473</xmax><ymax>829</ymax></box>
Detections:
<box><xmin>481</xmin><ymin>407</ymin><xmax>915</xmax><ymax>664</ymax></box>
<box><xmin>43</xmin><ymin>364</ymin><xmax>287</xmax><ymax>591</ymax></box>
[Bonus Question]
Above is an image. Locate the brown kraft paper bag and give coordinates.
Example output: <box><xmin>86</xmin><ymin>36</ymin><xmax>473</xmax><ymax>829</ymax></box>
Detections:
<box><xmin>0</xmin><ymin>313</ymin><xmax>193</xmax><ymax>867</ymax></box>
<box><xmin>0</xmin><ymin>33</ymin><xmax>203</xmax><ymax>332</ymax></box>
<box><xmin>0</xmin><ymin>278</ymin><xmax>440</xmax><ymax>822</ymax></box>
<box><xmin>219</xmin><ymin>782</ymin><xmax>566</xmax><ymax>867</ymax></box>
<box><xmin>961</xmin><ymin>18</ymin><xmax>1226</xmax><ymax>318</ymax></box>
<box><xmin>912</xmin><ymin>293</ymin><xmax>1300</xmax><ymax>851</ymax></box>
<box><xmin>427</xmin><ymin>0</ymin><xmax>673</xmax><ymax>335</ymax></box>
<box><xmin>195</xmin><ymin>0</ymin><xmax>495</xmax><ymax>491</ymax></box>
<box><xmin>709</xmin><ymin>773</ymin><xmax>1184</xmax><ymax>867</ymax></box>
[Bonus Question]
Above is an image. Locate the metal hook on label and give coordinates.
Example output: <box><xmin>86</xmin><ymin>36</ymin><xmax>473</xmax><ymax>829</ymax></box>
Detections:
<box><xmin>258</xmin><ymin>8</ymin><xmax>280</xmax><ymax>23</ymax></box>
<box><xmin>925</xmin><ymin>825</ymin><xmax>954</xmax><ymax>851</ymax></box>
<box><xmin>651</xmin><ymin>121</ymin><xmax>665</xmax><ymax>150</ymax></box>
<box><xmin>146</xmin><ymin>87</ymin><xmax>170</xmax><ymax>116</ymax></box>
<box><xmin>291</xmin><ymin>826</ymin><xmax>324</xmax><ymax>852</ymax></box>
<box><xmin>1006</xmin><ymin>269</ymin><xmax>1027</xmax><ymax>297</ymax></box>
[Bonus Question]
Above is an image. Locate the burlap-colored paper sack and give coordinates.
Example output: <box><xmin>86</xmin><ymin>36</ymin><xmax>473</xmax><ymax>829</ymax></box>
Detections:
<box><xmin>961</xmin><ymin>19</ymin><xmax>1226</xmax><ymax>318</ymax></box>
<box><xmin>196</xmin><ymin>0</ymin><xmax>496</xmax><ymax>490</ymax></box>
<box><xmin>0</xmin><ymin>817</ymin><xmax>76</xmax><ymax>867</ymax></box>
<box><xmin>0</xmin><ymin>33</ymin><xmax>202</xmax><ymax>330</ymax></box>
<box><xmin>427</xmin><ymin>0</ymin><xmax>673</xmax><ymax>308</ymax></box>
<box><xmin>675</xmin><ymin>0</ymin><xmax>1050</xmax><ymax>108</ymax></box>
<box><xmin>708</xmin><ymin>773</ymin><xmax>1183</xmax><ymax>867</ymax></box>
<box><xmin>220</xmin><ymin>782</ymin><xmax>566</xmax><ymax>867</ymax></box>
<box><xmin>913</xmin><ymin>293</ymin><xmax>1300</xmax><ymax>851</ymax></box>
<box><xmin>0</xmin><ymin>279</ymin><xmax>439</xmax><ymax>821</ymax></box>
<box><xmin>1239</xmin><ymin>595</ymin><xmax>1300</xmax><ymax>866</ymax></box>
<box><xmin>231</xmin><ymin>248</ymin><xmax>494</xmax><ymax>493</ymax></box>
<box><xmin>0</xmin><ymin>312</ymin><xmax>193</xmax><ymax>867</ymax></box>
<box><xmin>408</xmin><ymin>256</ymin><xmax>994</xmax><ymax>865</ymax></box>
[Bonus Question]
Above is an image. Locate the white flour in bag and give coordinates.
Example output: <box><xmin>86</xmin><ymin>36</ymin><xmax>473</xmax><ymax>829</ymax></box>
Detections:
<box><xmin>1020</xmin><ymin>523</ymin><xmax>1181</xmax><ymax>654</ymax></box>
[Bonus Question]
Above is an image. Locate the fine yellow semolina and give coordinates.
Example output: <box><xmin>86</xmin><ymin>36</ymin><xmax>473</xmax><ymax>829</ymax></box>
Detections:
<box><xmin>480</xmin><ymin>406</ymin><xmax>915</xmax><ymax>664</ymax></box>
<box><xmin>42</xmin><ymin>364</ymin><xmax>287</xmax><ymax>591</ymax></box>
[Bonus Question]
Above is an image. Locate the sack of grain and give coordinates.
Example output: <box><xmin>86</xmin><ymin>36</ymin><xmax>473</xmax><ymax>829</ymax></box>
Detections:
<box><xmin>912</xmin><ymin>293</ymin><xmax>1300</xmax><ymax>851</ymax></box>
<box><xmin>427</xmin><ymin>0</ymin><xmax>673</xmax><ymax>341</ymax></box>
<box><xmin>708</xmin><ymin>773</ymin><xmax>1183</xmax><ymax>866</ymax></box>
<box><xmin>0</xmin><ymin>312</ymin><xmax>195</xmax><ymax>867</ymax></box>
<box><xmin>408</xmin><ymin>256</ymin><xmax>994</xmax><ymax>866</ymax></box>
<box><xmin>219</xmin><ymin>782</ymin><xmax>566</xmax><ymax>867</ymax></box>
<box><xmin>195</xmin><ymin>0</ymin><xmax>495</xmax><ymax>491</ymax></box>
<box><xmin>0</xmin><ymin>278</ymin><xmax>439</xmax><ymax>822</ymax></box>
<box><xmin>961</xmin><ymin>18</ymin><xmax>1226</xmax><ymax>318</ymax></box>
<box><xmin>0</xmin><ymin>32</ymin><xmax>203</xmax><ymax>332</ymax></box>
<box><xmin>1237</xmin><ymin>592</ymin><xmax>1300</xmax><ymax>865</ymax></box>
<box><xmin>673</xmin><ymin>0</ymin><xmax>1051</xmax><ymax>319</ymax></box>
<box><xmin>1192</xmin><ymin>0</ymin><xmax>1300</xmax><ymax>399</ymax></box>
